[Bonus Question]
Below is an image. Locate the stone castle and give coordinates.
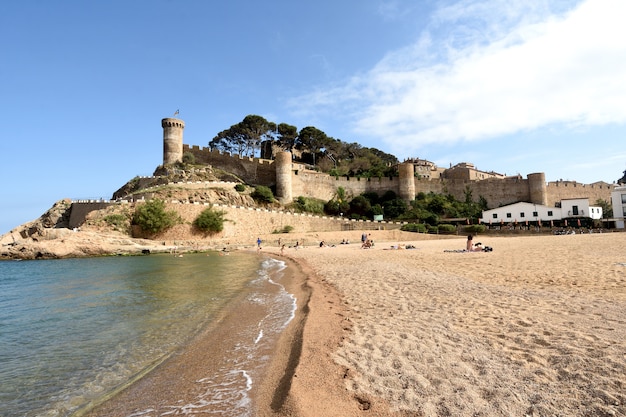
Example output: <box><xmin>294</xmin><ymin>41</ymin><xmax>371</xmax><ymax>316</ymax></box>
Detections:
<box><xmin>163</xmin><ymin>117</ymin><xmax>616</xmax><ymax>209</ymax></box>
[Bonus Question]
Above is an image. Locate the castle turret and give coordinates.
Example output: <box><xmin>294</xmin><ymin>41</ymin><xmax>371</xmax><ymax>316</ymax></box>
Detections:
<box><xmin>275</xmin><ymin>151</ymin><xmax>293</xmax><ymax>204</ymax></box>
<box><xmin>398</xmin><ymin>162</ymin><xmax>416</xmax><ymax>202</ymax></box>
<box><xmin>528</xmin><ymin>172</ymin><xmax>547</xmax><ymax>206</ymax></box>
<box><xmin>162</xmin><ymin>117</ymin><xmax>185</xmax><ymax>165</ymax></box>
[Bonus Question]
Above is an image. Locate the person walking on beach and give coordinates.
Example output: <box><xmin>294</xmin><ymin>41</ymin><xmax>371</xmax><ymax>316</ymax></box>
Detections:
<box><xmin>257</xmin><ymin>237</ymin><xmax>262</xmax><ymax>248</ymax></box>
<box><xmin>361</xmin><ymin>233</ymin><xmax>367</xmax><ymax>245</ymax></box>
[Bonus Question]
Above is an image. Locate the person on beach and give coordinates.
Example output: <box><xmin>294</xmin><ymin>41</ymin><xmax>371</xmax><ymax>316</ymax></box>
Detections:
<box><xmin>467</xmin><ymin>235</ymin><xmax>481</xmax><ymax>251</ymax></box>
<box><xmin>280</xmin><ymin>244</ymin><xmax>285</xmax><ymax>255</ymax></box>
<box><xmin>257</xmin><ymin>237</ymin><xmax>262</xmax><ymax>248</ymax></box>
<box><xmin>466</xmin><ymin>235</ymin><xmax>492</xmax><ymax>252</ymax></box>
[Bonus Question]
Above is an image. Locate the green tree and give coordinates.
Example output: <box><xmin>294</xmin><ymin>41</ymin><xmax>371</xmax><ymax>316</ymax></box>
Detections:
<box><xmin>382</xmin><ymin>198</ymin><xmax>408</xmax><ymax>219</ymax></box>
<box><xmin>209</xmin><ymin>115</ymin><xmax>276</xmax><ymax>157</ymax></box>
<box><xmin>426</xmin><ymin>194</ymin><xmax>447</xmax><ymax>214</ymax></box>
<box><xmin>594</xmin><ymin>199</ymin><xmax>612</xmax><ymax>218</ymax></box>
<box><xmin>297</xmin><ymin>126</ymin><xmax>330</xmax><ymax>166</ymax></box>
<box><xmin>276</xmin><ymin>123</ymin><xmax>299</xmax><ymax>152</ymax></box>
<box><xmin>132</xmin><ymin>199</ymin><xmax>180</xmax><ymax>234</ymax></box>
<box><xmin>193</xmin><ymin>208</ymin><xmax>226</xmax><ymax>233</ymax></box>
<box><xmin>349</xmin><ymin>195</ymin><xmax>372</xmax><ymax>217</ymax></box>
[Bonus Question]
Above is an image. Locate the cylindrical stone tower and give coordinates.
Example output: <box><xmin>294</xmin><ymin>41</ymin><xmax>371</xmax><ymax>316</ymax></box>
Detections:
<box><xmin>162</xmin><ymin>117</ymin><xmax>185</xmax><ymax>165</ymax></box>
<box><xmin>398</xmin><ymin>162</ymin><xmax>416</xmax><ymax>203</ymax></box>
<box><xmin>275</xmin><ymin>151</ymin><xmax>293</xmax><ymax>204</ymax></box>
<box><xmin>528</xmin><ymin>172</ymin><xmax>547</xmax><ymax>206</ymax></box>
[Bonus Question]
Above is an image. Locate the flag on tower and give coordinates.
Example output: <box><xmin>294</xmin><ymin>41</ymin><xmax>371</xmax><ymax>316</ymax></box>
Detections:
<box><xmin>174</xmin><ymin>109</ymin><xmax>179</xmax><ymax>116</ymax></box>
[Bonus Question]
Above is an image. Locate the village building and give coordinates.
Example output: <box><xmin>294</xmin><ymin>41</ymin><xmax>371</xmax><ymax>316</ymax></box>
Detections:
<box><xmin>610</xmin><ymin>184</ymin><xmax>626</xmax><ymax>229</ymax></box>
<box><xmin>480</xmin><ymin>198</ymin><xmax>603</xmax><ymax>226</ymax></box>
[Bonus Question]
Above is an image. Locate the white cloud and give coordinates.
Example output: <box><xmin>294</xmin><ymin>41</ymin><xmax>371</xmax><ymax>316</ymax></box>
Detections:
<box><xmin>292</xmin><ymin>0</ymin><xmax>626</xmax><ymax>157</ymax></box>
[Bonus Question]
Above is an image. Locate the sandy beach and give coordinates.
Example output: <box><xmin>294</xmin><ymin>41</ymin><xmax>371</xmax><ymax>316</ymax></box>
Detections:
<box><xmin>273</xmin><ymin>231</ymin><xmax>626</xmax><ymax>417</ymax></box>
<box><xmin>81</xmin><ymin>231</ymin><xmax>626</xmax><ymax>417</ymax></box>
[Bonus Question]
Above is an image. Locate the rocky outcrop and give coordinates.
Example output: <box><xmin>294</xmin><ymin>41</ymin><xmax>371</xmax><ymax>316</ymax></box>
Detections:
<box><xmin>113</xmin><ymin>166</ymin><xmax>244</xmax><ymax>200</ymax></box>
<box><xmin>0</xmin><ymin>226</ymin><xmax>175</xmax><ymax>260</ymax></box>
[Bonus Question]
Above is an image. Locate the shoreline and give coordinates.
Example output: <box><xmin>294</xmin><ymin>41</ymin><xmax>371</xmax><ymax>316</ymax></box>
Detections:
<box><xmin>78</xmin><ymin>254</ymin><xmax>311</xmax><ymax>417</ymax></box>
<box><xmin>46</xmin><ymin>231</ymin><xmax>626</xmax><ymax>416</ymax></box>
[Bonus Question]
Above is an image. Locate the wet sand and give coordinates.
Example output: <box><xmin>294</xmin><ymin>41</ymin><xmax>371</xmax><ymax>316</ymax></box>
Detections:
<box><xmin>78</xmin><ymin>256</ymin><xmax>310</xmax><ymax>417</ymax></box>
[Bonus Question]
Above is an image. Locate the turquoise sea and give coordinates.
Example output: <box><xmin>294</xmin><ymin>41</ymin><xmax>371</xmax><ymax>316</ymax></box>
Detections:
<box><xmin>0</xmin><ymin>252</ymin><xmax>296</xmax><ymax>417</ymax></box>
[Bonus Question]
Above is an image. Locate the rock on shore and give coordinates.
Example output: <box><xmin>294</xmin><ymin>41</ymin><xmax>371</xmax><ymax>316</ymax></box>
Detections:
<box><xmin>0</xmin><ymin>199</ymin><xmax>173</xmax><ymax>260</ymax></box>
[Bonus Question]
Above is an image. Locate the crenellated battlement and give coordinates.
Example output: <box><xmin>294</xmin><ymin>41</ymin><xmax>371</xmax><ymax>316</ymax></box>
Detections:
<box><xmin>162</xmin><ymin>118</ymin><xmax>615</xmax><ymax>209</ymax></box>
<box><xmin>184</xmin><ymin>145</ymin><xmax>276</xmax><ymax>165</ymax></box>
<box><xmin>161</xmin><ymin>118</ymin><xmax>185</xmax><ymax>129</ymax></box>
<box><xmin>547</xmin><ymin>180</ymin><xmax>613</xmax><ymax>189</ymax></box>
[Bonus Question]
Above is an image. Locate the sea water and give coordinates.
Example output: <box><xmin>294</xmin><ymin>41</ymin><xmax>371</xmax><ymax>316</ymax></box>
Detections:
<box><xmin>0</xmin><ymin>252</ymin><xmax>295</xmax><ymax>417</ymax></box>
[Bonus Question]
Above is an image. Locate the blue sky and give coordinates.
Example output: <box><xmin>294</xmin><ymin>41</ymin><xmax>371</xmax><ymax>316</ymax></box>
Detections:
<box><xmin>2</xmin><ymin>0</ymin><xmax>625</xmax><ymax>234</ymax></box>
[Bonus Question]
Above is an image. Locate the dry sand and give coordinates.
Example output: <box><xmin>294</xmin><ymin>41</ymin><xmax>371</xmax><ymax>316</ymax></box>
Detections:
<box><xmin>272</xmin><ymin>232</ymin><xmax>626</xmax><ymax>417</ymax></box>
<box><xmin>79</xmin><ymin>231</ymin><xmax>626</xmax><ymax>417</ymax></box>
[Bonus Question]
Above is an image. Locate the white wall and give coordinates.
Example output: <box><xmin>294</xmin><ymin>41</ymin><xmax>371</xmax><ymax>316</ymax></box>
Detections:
<box><xmin>480</xmin><ymin>202</ymin><xmax>562</xmax><ymax>224</ymax></box>
<box><xmin>611</xmin><ymin>185</ymin><xmax>626</xmax><ymax>229</ymax></box>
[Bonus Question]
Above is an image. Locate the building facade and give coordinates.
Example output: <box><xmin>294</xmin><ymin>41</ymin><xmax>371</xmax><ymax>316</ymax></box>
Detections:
<box><xmin>610</xmin><ymin>185</ymin><xmax>626</xmax><ymax>229</ymax></box>
<box><xmin>480</xmin><ymin>199</ymin><xmax>602</xmax><ymax>225</ymax></box>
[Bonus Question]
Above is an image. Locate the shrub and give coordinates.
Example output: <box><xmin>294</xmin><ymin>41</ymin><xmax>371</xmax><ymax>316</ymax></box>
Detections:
<box><xmin>193</xmin><ymin>207</ymin><xmax>226</xmax><ymax>233</ymax></box>
<box><xmin>132</xmin><ymin>199</ymin><xmax>180</xmax><ymax>234</ymax></box>
<box><xmin>401</xmin><ymin>223</ymin><xmax>428</xmax><ymax>233</ymax></box>
<box><xmin>464</xmin><ymin>224</ymin><xmax>486</xmax><ymax>234</ymax></box>
<box><xmin>104</xmin><ymin>214</ymin><xmax>127</xmax><ymax>228</ymax></box>
<box><xmin>438</xmin><ymin>224</ymin><xmax>457</xmax><ymax>234</ymax></box>
<box><xmin>182</xmin><ymin>151</ymin><xmax>196</xmax><ymax>165</ymax></box>
<box><xmin>235</xmin><ymin>183</ymin><xmax>246</xmax><ymax>192</ymax></box>
<box><xmin>251</xmin><ymin>185</ymin><xmax>274</xmax><ymax>203</ymax></box>
<box><xmin>290</xmin><ymin>196</ymin><xmax>325</xmax><ymax>214</ymax></box>
<box><xmin>272</xmin><ymin>225</ymin><xmax>294</xmax><ymax>234</ymax></box>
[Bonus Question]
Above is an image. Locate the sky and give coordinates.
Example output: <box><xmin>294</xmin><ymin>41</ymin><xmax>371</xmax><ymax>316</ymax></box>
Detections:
<box><xmin>2</xmin><ymin>0</ymin><xmax>626</xmax><ymax>234</ymax></box>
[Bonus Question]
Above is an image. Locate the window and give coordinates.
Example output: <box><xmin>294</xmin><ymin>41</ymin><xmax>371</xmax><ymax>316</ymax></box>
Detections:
<box><xmin>520</xmin><ymin>212</ymin><xmax>525</xmax><ymax>218</ymax></box>
<box><xmin>572</xmin><ymin>205</ymin><xmax>579</xmax><ymax>215</ymax></box>
<box><xmin>547</xmin><ymin>211</ymin><xmax>553</xmax><ymax>216</ymax></box>
<box><xmin>506</xmin><ymin>213</ymin><xmax>512</xmax><ymax>218</ymax></box>
<box><xmin>492</xmin><ymin>213</ymin><xmax>498</xmax><ymax>219</ymax></box>
<box><xmin>532</xmin><ymin>211</ymin><xmax>538</xmax><ymax>217</ymax></box>
<box><xmin>622</xmin><ymin>194</ymin><xmax>626</xmax><ymax>204</ymax></box>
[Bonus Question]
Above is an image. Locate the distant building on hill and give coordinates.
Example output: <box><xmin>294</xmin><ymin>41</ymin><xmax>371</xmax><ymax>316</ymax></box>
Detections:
<box><xmin>441</xmin><ymin>162</ymin><xmax>506</xmax><ymax>181</ymax></box>
<box><xmin>403</xmin><ymin>158</ymin><xmax>441</xmax><ymax>179</ymax></box>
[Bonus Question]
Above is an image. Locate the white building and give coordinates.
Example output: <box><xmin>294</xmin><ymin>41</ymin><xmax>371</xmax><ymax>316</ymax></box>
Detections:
<box><xmin>610</xmin><ymin>185</ymin><xmax>626</xmax><ymax>229</ymax></box>
<box><xmin>560</xmin><ymin>198</ymin><xmax>603</xmax><ymax>220</ymax></box>
<box><xmin>480</xmin><ymin>198</ymin><xmax>602</xmax><ymax>225</ymax></box>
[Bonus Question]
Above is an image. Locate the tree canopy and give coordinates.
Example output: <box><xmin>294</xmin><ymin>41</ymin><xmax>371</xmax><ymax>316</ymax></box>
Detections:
<box><xmin>209</xmin><ymin>115</ymin><xmax>276</xmax><ymax>157</ymax></box>
<box><xmin>208</xmin><ymin>114</ymin><xmax>399</xmax><ymax>178</ymax></box>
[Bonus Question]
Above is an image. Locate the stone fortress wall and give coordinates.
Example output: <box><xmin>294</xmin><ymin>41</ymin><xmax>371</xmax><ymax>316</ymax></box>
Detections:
<box><xmin>177</xmin><ymin>116</ymin><xmax>615</xmax><ymax>208</ymax></box>
<box><xmin>65</xmin><ymin>117</ymin><xmax>615</xmax><ymax>233</ymax></box>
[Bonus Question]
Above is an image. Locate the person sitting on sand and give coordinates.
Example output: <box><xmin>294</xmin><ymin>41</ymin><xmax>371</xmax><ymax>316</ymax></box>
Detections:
<box><xmin>467</xmin><ymin>235</ymin><xmax>482</xmax><ymax>251</ymax></box>
<box><xmin>466</xmin><ymin>235</ymin><xmax>492</xmax><ymax>252</ymax></box>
